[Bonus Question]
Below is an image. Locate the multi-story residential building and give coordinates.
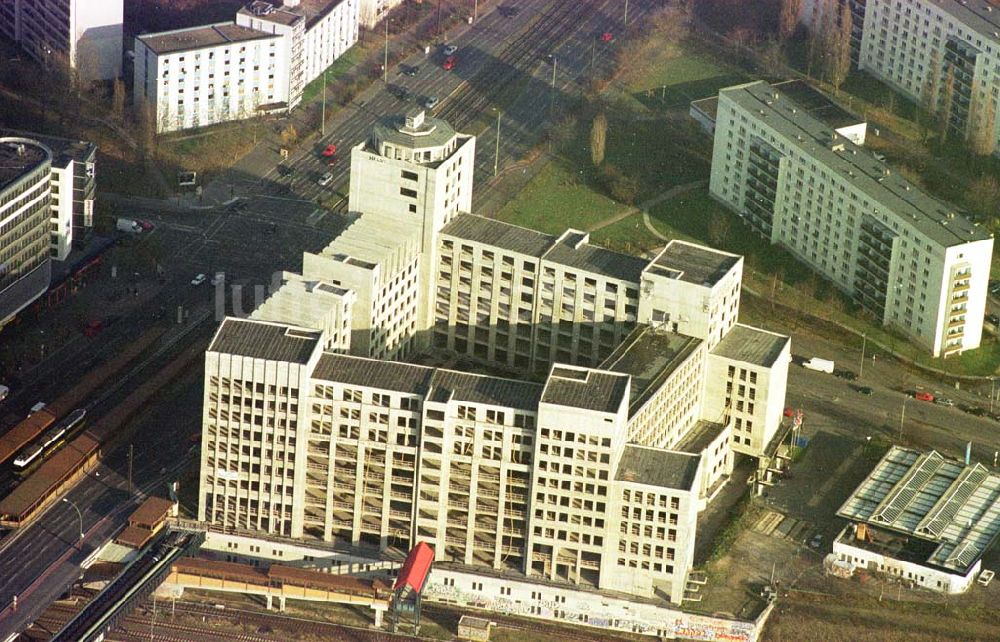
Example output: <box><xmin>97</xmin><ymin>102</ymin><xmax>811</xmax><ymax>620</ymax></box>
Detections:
<box><xmin>802</xmin><ymin>0</ymin><xmax>1000</xmax><ymax>150</ymax></box>
<box><xmin>0</xmin><ymin>138</ymin><xmax>53</xmax><ymax>325</ymax></box>
<box><xmin>197</xmin><ymin>110</ymin><xmax>791</xmax><ymax>606</ymax></box>
<box><xmin>34</xmin><ymin>134</ymin><xmax>96</xmax><ymax>260</ymax></box>
<box><xmin>134</xmin><ymin>0</ymin><xmax>359</xmax><ymax>133</ymax></box>
<box><xmin>358</xmin><ymin>0</ymin><xmax>405</xmax><ymax>29</ymax></box>
<box><xmin>0</xmin><ymin>0</ymin><xmax>123</xmax><ymax>82</ymax></box>
<box><xmin>710</xmin><ymin>80</ymin><xmax>993</xmax><ymax>357</ymax></box>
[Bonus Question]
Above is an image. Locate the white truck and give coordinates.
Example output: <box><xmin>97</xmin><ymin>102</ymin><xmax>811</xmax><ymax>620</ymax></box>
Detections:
<box><xmin>116</xmin><ymin>217</ymin><xmax>142</xmax><ymax>234</ymax></box>
<box><xmin>803</xmin><ymin>357</ymin><xmax>835</xmax><ymax>374</ymax></box>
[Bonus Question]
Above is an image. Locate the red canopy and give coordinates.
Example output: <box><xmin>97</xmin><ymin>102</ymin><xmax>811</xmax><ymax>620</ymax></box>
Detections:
<box><xmin>394</xmin><ymin>542</ymin><xmax>434</xmax><ymax>593</ymax></box>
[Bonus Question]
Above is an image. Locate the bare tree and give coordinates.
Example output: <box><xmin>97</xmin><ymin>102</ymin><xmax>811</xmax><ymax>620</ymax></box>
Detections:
<box><xmin>708</xmin><ymin>211</ymin><xmax>732</xmax><ymax>247</ymax></box>
<box><xmin>112</xmin><ymin>78</ymin><xmax>126</xmax><ymax>124</ymax></box>
<box><xmin>590</xmin><ymin>112</ymin><xmax>607</xmax><ymax>167</ymax></box>
<box><xmin>779</xmin><ymin>0</ymin><xmax>803</xmax><ymax>43</ymax></box>
<box><xmin>967</xmin><ymin>174</ymin><xmax>1000</xmax><ymax>218</ymax></box>
<box><xmin>279</xmin><ymin>124</ymin><xmax>299</xmax><ymax>146</ymax></box>
<box><xmin>939</xmin><ymin>66</ymin><xmax>956</xmax><ymax>144</ymax></box>
<box><xmin>968</xmin><ymin>90</ymin><xmax>997</xmax><ymax>156</ymax></box>
<box><xmin>827</xmin><ymin>0</ymin><xmax>853</xmax><ymax>90</ymax></box>
<box><xmin>919</xmin><ymin>49</ymin><xmax>942</xmax><ymax>141</ymax></box>
<box><xmin>139</xmin><ymin>102</ymin><xmax>159</xmax><ymax>161</ymax></box>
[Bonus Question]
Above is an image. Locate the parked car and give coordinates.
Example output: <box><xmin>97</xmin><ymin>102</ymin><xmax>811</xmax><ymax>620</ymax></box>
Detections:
<box><xmin>317</xmin><ymin>172</ymin><xmax>334</xmax><ymax>187</ymax></box>
<box><xmin>388</xmin><ymin>84</ymin><xmax>412</xmax><ymax>101</ymax></box>
<box><xmin>423</xmin><ymin>95</ymin><xmax>440</xmax><ymax>110</ymax></box>
<box><xmin>321</xmin><ymin>144</ymin><xmax>337</xmax><ymax>157</ymax></box>
<box><xmin>191</xmin><ymin>273</ymin><xmax>207</xmax><ymax>286</ymax></box>
<box><xmin>442</xmin><ymin>55</ymin><xmax>457</xmax><ymax>70</ymax></box>
<box><xmin>401</xmin><ymin>64</ymin><xmax>419</xmax><ymax>77</ymax></box>
<box><xmin>443</xmin><ymin>44</ymin><xmax>458</xmax><ymax>56</ymax></box>
<box><xmin>914</xmin><ymin>391</ymin><xmax>935</xmax><ymax>402</ymax></box>
<box><xmin>855</xmin><ymin>386</ymin><xmax>874</xmax><ymax>396</ymax></box>
<box><xmin>988</xmin><ymin>313</ymin><xmax>1000</xmax><ymax>326</ymax></box>
<box><xmin>600</xmin><ymin>31</ymin><xmax>614</xmax><ymax>42</ymax></box>
<box><xmin>276</xmin><ymin>164</ymin><xmax>293</xmax><ymax>177</ymax></box>
<box><xmin>498</xmin><ymin>5</ymin><xmax>520</xmax><ymax>17</ymax></box>
<box><xmin>137</xmin><ymin>220</ymin><xmax>155</xmax><ymax>231</ymax></box>
<box><xmin>963</xmin><ymin>405</ymin><xmax>990</xmax><ymax>417</ymax></box>
<box><xmin>934</xmin><ymin>397</ymin><xmax>955</xmax><ymax>407</ymax></box>
<box><xmin>834</xmin><ymin>369</ymin><xmax>857</xmax><ymax>381</ymax></box>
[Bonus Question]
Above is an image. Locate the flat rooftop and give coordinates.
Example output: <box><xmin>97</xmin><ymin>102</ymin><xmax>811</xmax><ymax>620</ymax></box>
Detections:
<box><xmin>600</xmin><ymin>325</ymin><xmax>702</xmax><ymax>415</ymax></box>
<box><xmin>541</xmin><ymin>366</ymin><xmax>629</xmax><ymax>414</ymax></box>
<box><xmin>138</xmin><ymin>22</ymin><xmax>278</xmax><ymax>55</ymax></box>
<box><xmin>675</xmin><ymin>419</ymin><xmax>729</xmax><ymax>454</ymax></box>
<box><xmin>0</xmin><ymin>130</ymin><xmax>94</xmax><ymax>169</ymax></box>
<box><xmin>208</xmin><ymin>318</ymin><xmax>322</xmax><ymax>364</ymax></box>
<box><xmin>722</xmin><ymin>81</ymin><xmax>991</xmax><ymax>247</ymax></box>
<box><xmin>837</xmin><ymin>446</ymin><xmax>1000</xmax><ymax>574</ymax></box>
<box><xmin>646</xmin><ymin>240</ymin><xmax>740</xmax><ymax>288</ymax></box>
<box><xmin>0</xmin><ymin>138</ymin><xmax>49</xmax><ymax>191</ymax></box>
<box><xmin>616</xmin><ymin>444</ymin><xmax>700</xmax><ymax>491</ymax></box>
<box><xmin>695</xmin><ymin>80</ymin><xmax>862</xmax><ymax>132</ymax></box>
<box><xmin>313</xmin><ymin>354</ymin><xmax>542</xmax><ymax>410</ymax></box>
<box><xmin>711</xmin><ymin>324</ymin><xmax>789</xmax><ymax>367</ymax></box>
<box><xmin>935</xmin><ymin>0</ymin><xmax>1000</xmax><ymax>37</ymax></box>
<box><xmin>442</xmin><ymin>215</ymin><xmax>648</xmax><ymax>283</ymax></box>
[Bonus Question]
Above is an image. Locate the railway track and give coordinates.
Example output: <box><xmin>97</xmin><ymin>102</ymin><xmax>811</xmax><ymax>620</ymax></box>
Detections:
<box><xmin>437</xmin><ymin>0</ymin><xmax>601</xmax><ymax>128</ymax></box>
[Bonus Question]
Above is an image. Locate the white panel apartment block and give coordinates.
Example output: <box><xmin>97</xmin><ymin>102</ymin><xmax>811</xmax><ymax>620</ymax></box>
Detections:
<box><xmin>710</xmin><ymin>80</ymin><xmax>992</xmax><ymax>357</ymax></box>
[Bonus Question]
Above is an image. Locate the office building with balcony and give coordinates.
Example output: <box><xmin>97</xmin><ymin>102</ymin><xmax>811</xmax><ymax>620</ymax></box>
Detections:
<box><xmin>134</xmin><ymin>0</ymin><xmax>359</xmax><ymax>133</ymax></box>
<box><xmin>197</xmin><ymin>111</ymin><xmax>791</xmax><ymax>606</ymax></box>
<box><xmin>0</xmin><ymin>0</ymin><xmax>123</xmax><ymax>82</ymax></box>
<box><xmin>0</xmin><ymin>138</ymin><xmax>53</xmax><ymax>326</ymax></box>
<box><xmin>710</xmin><ymin>80</ymin><xmax>993</xmax><ymax>357</ymax></box>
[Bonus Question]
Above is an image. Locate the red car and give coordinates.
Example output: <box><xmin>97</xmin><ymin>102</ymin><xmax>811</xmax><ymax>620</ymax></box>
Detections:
<box><xmin>322</xmin><ymin>144</ymin><xmax>337</xmax><ymax>157</ymax></box>
<box><xmin>783</xmin><ymin>407</ymin><xmax>794</xmax><ymax>418</ymax></box>
<box><xmin>915</xmin><ymin>391</ymin><xmax>935</xmax><ymax>402</ymax></box>
<box><xmin>600</xmin><ymin>31</ymin><xmax>614</xmax><ymax>42</ymax></box>
<box><xmin>443</xmin><ymin>55</ymin><xmax>456</xmax><ymax>71</ymax></box>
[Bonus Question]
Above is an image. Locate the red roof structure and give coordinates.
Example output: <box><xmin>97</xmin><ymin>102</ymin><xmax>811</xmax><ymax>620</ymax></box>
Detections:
<box><xmin>394</xmin><ymin>542</ymin><xmax>434</xmax><ymax>593</ymax></box>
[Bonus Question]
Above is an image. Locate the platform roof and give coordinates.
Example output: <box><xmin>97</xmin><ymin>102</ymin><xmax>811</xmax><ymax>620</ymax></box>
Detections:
<box><xmin>128</xmin><ymin>496</ymin><xmax>174</xmax><ymax>529</ymax></box>
<box><xmin>394</xmin><ymin>541</ymin><xmax>434</xmax><ymax>593</ymax></box>
<box><xmin>838</xmin><ymin>446</ymin><xmax>1000</xmax><ymax>574</ymax></box>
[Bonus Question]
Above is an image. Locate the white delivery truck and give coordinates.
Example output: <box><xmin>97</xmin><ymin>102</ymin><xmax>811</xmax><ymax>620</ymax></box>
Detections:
<box><xmin>803</xmin><ymin>357</ymin><xmax>835</xmax><ymax>374</ymax></box>
<box><xmin>116</xmin><ymin>218</ymin><xmax>142</xmax><ymax>233</ymax></box>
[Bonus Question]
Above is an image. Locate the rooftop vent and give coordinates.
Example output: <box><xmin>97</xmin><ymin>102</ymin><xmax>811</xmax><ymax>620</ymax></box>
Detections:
<box><xmin>250</xmin><ymin>0</ymin><xmax>274</xmax><ymax>15</ymax></box>
<box><xmin>947</xmin><ymin>211</ymin><xmax>956</xmax><ymax>219</ymax></box>
<box><xmin>791</xmin><ymin>107</ymin><xmax>798</xmax><ymax>114</ymax></box>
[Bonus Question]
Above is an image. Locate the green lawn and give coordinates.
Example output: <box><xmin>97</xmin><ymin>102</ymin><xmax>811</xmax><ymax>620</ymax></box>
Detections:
<box><xmin>301</xmin><ymin>44</ymin><xmax>370</xmax><ymax>105</ymax></box>
<box><xmin>496</xmin><ymin>162</ymin><xmax>628</xmax><ymax>235</ymax></box>
<box><xmin>629</xmin><ymin>52</ymin><xmax>747</xmax><ymax>110</ymax></box>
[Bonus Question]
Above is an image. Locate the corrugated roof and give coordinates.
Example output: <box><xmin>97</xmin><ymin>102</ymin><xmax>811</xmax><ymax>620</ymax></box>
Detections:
<box><xmin>711</xmin><ymin>324</ymin><xmax>789</xmax><ymax>368</ymax></box>
<box><xmin>208</xmin><ymin>318</ymin><xmax>321</xmax><ymax>364</ymax></box>
<box><xmin>0</xmin><ymin>433</ymin><xmax>100</xmax><ymax>520</ymax></box>
<box><xmin>429</xmin><ymin>369</ymin><xmax>542</xmax><ymax>410</ymax></box>
<box><xmin>648</xmin><ymin>240</ymin><xmax>741</xmax><ymax>287</ymax></box>
<box><xmin>441</xmin><ymin>215</ymin><xmax>553</xmax><ymax>258</ymax></box>
<box><xmin>543</xmin><ymin>231</ymin><xmax>648</xmax><ymax>283</ymax></box>
<box><xmin>541</xmin><ymin>366</ymin><xmax>629</xmax><ymax>414</ymax></box>
<box><xmin>128</xmin><ymin>496</ymin><xmax>174</xmax><ymax>528</ymax></box>
<box><xmin>615</xmin><ymin>445</ymin><xmax>700</xmax><ymax>491</ymax></box>
<box><xmin>313</xmin><ymin>354</ymin><xmax>433</xmax><ymax>394</ymax></box>
<box><xmin>115</xmin><ymin>525</ymin><xmax>154</xmax><ymax>549</ymax></box>
<box><xmin>270</xmin><ymin>564</ymin><xmax>389</xmax><ymax>595</ymax></box>
<box><xmin>394</xmin><ymin>541</ymin><xmax>434</xmax><ymax>593</ymax></box>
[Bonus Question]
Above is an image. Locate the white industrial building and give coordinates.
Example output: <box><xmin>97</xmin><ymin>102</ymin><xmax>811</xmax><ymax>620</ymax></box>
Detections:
<box><xmin>196</xmin><ymin>111</ymin><xmax>791</xmax><ymax>606</ymax></box>
<box><xmin>134</xmin><ymin>0</ymin><xmax>359</xmax><ymax>133</ymax></box>
<box><xmin>835</xmin><ymin>446</ymin><xmax>1000</xmax><ymax>594</ymax></box>
<box><xmin>801</xmin><ymin>0</ymin><xmax>1000</xmax><ymax>151</ymax></box>
<box><xmin>709</xmin><ymin>80</ymin><xmax>993</xmax><ymax>357</ymax></box>
<box><xmin>0</xmin><ymin>0</ymin><xmax>123</xmax><ymax>82</ymax></box>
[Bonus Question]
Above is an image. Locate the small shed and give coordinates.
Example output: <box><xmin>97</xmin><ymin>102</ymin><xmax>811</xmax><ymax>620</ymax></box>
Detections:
<box><xmin>458</xmin><ymin>615</ymin><xmax>495</xmax><ymax>641</ymax></box>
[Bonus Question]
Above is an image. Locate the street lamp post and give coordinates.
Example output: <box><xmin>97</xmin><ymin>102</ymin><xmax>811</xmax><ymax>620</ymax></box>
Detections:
<box><xmin>473</xmin><ymin>0</ymin><xmax>478</xmax><ymax>22</ymax></box>
<box><xmin>62</xmin><ymin>498</ymin><xmax>83</xmax><ymax>545</ymax></box>
<box><xmin>493</xmin><ymin>110</ymin><xmax>501</xmax><ymax>177</ymax></box>
<box><xmin>383</xmin><ymin>18</ymin><xmax>390</xmax><ymax>84</ymax></box>
<box><xmin>859</xmin><ymin>333</ymin><xmax>867</xmax><ymax>379</ymax></box>
<box><xmin>624</xmin><ymin>0</ymin><xmax>629</xmax><ymax>27</ymax></box>
<box><xmin>899</xmin><ymin>396</ymin><xmax>908</xmax><ymax>441</ymax></box>
<box><xmin>992</xmin><ymin>377</ymin><xmax>996</xmax><ymax>414</ymax></box>
<box><xmin>321</xmin><ymin>71</ymin><xmax>327</xmax><ymax>136</ymax></box>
